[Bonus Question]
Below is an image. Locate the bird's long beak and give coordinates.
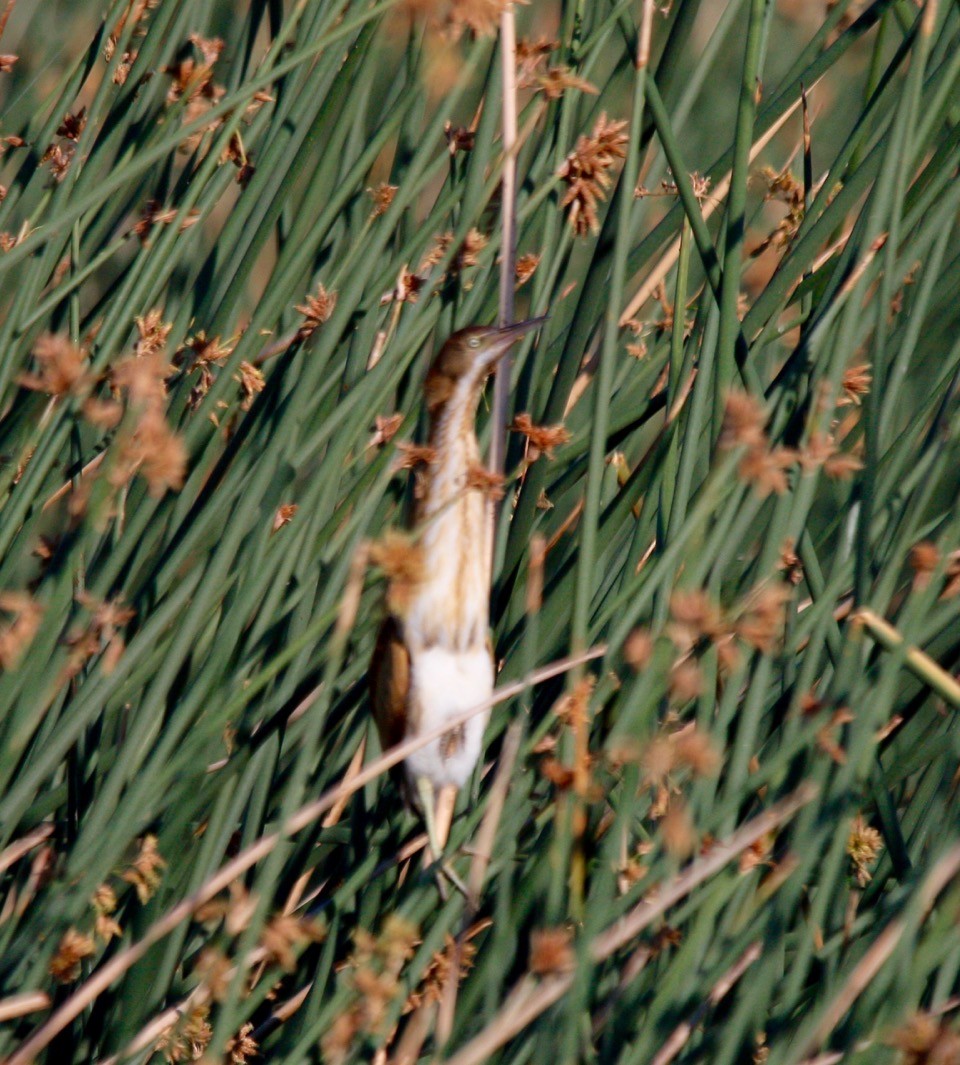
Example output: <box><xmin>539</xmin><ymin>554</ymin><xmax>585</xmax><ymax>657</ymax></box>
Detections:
<box><xmin>488</xmin><ymin>315</ymin><xmax>548</xmax><ymax>363</ymax></box>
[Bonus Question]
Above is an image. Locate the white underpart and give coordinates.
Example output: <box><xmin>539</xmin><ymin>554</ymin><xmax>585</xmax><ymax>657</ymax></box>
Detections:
<box><xmin>401</xmin><ymin>370</ymin><xmax>493</xmax><ymax>789</ymax></box>
<box><xmin>405</xmin><ymin>645</ymin><xmax>492</xmax><ymax>787</ymax></box>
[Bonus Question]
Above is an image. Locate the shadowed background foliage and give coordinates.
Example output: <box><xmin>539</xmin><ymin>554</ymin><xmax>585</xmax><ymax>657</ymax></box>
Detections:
<box><xmin>1</xmin><ymin>0</ymin><xmax>959</xmax><ymax>1062</ymax></box>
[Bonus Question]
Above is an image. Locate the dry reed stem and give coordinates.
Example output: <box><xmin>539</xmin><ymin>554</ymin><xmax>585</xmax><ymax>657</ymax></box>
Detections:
<box><xmin>0</xmin><ymin>823</ymin><xmax>53</xmax><ymax>875</ymax></box>
<box><xmin>7</xmin><ymin>645</ymin><xmax>605</xmax><ymax>1065</ymax></box>
<box><xmin>0</xmin><ymin>991</ymin><xmax>51</xmax><ymax>1024</ymax></box>
<box><xmin>444</xmin><ymin>782</ymin><xmax>817</xmax><ymax>1065</ymax></box>
<box><xmin>618</xmin><ymin>89</ymin><xmax>814</xmax><ymax>327</ymax></box>
<box><xmin>96</xmin><ymin>943</ymin><xmax>272</xmax><ymax>1065</ymax></box>
<box><xmin>795</xmin><ymin>842</ymin><xmax>960</xmax><ymax>1060</ymax></box>
<box><xmin>487</xmin><ymin>0</ymin><xmax>520</xmax><ymax>583</ymax></box>
<box><xmin>42</xmin><ymin>450</ymin><xmax>106</xmax><ymax>511</ymax></box>
<box><xmin>322</xmin><ymin>735</ymin><xmax>367</xmax><ymax>827</ymax></box>
<box><xmin>389</xmin><ymin>1000</ymin><xmax>437</xmax><ymax>1065</ymax></box>
<box><xmin>855</xmin><ymin>608</ymin><xmax>960</xmax><ymax>708</ymax></box>
<box><xmin>649</xmin><ymin>941</ymin><xmax>762</xmax><ymax>1065</ymax></box>
<box><xmin>436</xmin><ymin>720</ymin><xmax>525</xmax><ymax>1046</ymax></box>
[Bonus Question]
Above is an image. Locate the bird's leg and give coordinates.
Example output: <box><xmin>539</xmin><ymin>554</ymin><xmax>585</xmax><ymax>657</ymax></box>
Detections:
<box><xmin>416</xmin><ymin>776</ymin><xmax>467</xmax><ymax>898</ymax></box>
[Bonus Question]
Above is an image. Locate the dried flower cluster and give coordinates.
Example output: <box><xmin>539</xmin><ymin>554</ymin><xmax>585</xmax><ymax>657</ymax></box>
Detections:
<box><xmin>536</xmin><ymin>65</ymin><xmax>598</xmax><ymax>100</ymax></box>
<box><xmin>368</xmin><ymin>182</ymin><xmax>398</xmax><ymax>218</ymax></box>
<box><xmin>295</xmin><ymin>282</ymin><xmax>338</xmax><ymax>342</ymax></box>
<box><xmin>406</xmin><ymin>919</ymin><xmax>490</xmax><ymax>1009</ymax></box>
<box><xmin>321</xmin><ymin>916</ymin><xmax>419</xmax><ymax>1064</ymax></box>
<box><xmin>529</xmin><ymin>927</ymin><xmax>574</xmax><ymax>974</ymax></box>
<box><xmin>20</xmin><ymin>333</ymin><xmax>90</xmax><ymax>398</ymax></box>
<box><xmin>839</xmin><ymin>362</ymin><xmax>872</xmax><ymax>407</ymax></box>
<box><xmin>887</xmin><ymin>1012</ymin><xmax>960</xmax><ymax>1064</ymax></box>
<box><xmin>174</xmin><ymin>330</ymin><xmax>235</xmax><ymax>408</ymax></box>
<box><xmin>609</xmin><ymin>724</ymin><xmax>720</xmax><ymax>836</ymax></box>
<box><xmin>109</xmin><ymin>339</ymin><xmax>187</xmax><ymax>497</ymax></box>
<box><xmin>400</xmin><ymin>0</ymin><xmax>515</xmax><ymax>39</ymax></box>
<box><xmin>235</xmin><ymin>359</ymin><xmax>264</xmax><ymax>411</ymax></box>
<box><xmin>847</xmin><ymin>813</ymin><xmax>883</xmax><ymax>886</ymax></box>
<box><xmin>369</xmin><ymin>531</ymin><xmax>426</xmax><ymax>616</ymax></box>
<box><xmin>721</xmin><ymin>390</ymin><xmax>792</xmax><ymax>497</ymax></box>
<box><xmin>422</xmin><ymin>227</ymin><xmax>489</xmax><ymax>273</ymax></box>
<box><xmin>92</xmin><ymin>884</ymin><xmax>122</xmax><ymax>942</ymax></box>
<box><xmin>273</xmin><ymin>503</ymin><xmax>298</xmax><ymax>532</ymax></box>
<box><xmin>132</xmin><ymin>199</ymin><xmax>200</xmax><ymax>245</ymax></box>
<box><xmin>41</xmin><ymin>141</ymin><xmax>75</xmax><ymax>184</ymax></box>
<box><xmin>558</xmin><ymin>113</ymin><xmax>628</xmax><ymax>236</ymax></box>
<box><xmin>515</xmin><ymin>251</ymin><xmax>541</xmax><ymax>287</ymax></box>
<box><xmin>909</xmin><ymin>543</ymin><xmax>960</xmax><ymax>600</ymax></box>
<box><xmin>510</xmin><ymin>413</ymin><xmax>571</xmax><ymax>460</ymax></box>
<box><xmin>49</xmin><ymin>927</ymin><xmax>96</xmax><ymax>983</ymax></box>
<box><xmin>751</xmin><ymin>165</ymin><xmax>805</xmax><ymax>257</ymax></box>
<box><xmin>722</xmin><ymin>390</ymin><xmax>863</xmax><ymax>497</ymax></box>
<box><xmin>621</xmin><ymin>582</ymin><xmax>794</xmax><ymax>715</ymax></box>
<box><xmin>516</xmin><ymin>37</ymin><xmax>559</xmax><ymax>85</ymax></box>
<box><xmin>392</xmin><ymin>440</ymin><xmax>438</xmax><ymax>472</ymax></box>
<box><xmin>0</xmin><ymin>592</ymin><xmax>44</xmax><ymax>671</ymax></box>
<box><xmin>260</xmin><ymin>912</ymin><xmax>326</xmax><ymax>971</ymax></box>
<box><xmin>104</xmin><ymin>0</ymin><xmax>158</xmax><ymax>84</ymax></box>
<box><xmin>155</xmin><ymin>1004</ymin><xmax>212</xmax><ymax>1063</ymax></box>
<box><xmin>638</xmin><ymin>172</ymin><xmax>711</xmax><ymax>202</ymax></box>
<box><xmin>62</xmin><ymin>592</ymin><xmax>136</xmax><ymax>679</ymax></box>
<box><xmin>465</xmin><ymin>462</ymin><xmax>506</xmax><ymax>500</ymax></box>
<box><xmin>164</xmin><ymin>34</ymin><xmax>226</xmax><ymax>149</ymax></box>
<box><xmin>368</xmin><ymin>413</ymin><xmax>404</xmax><ymax>450</ymax></box>
<box><xmin>121</xmin><ymin>833</ymin><xmax>166</xmax><ymax>903</ymax></box>
<box><xmin>225</xmin><ymin>1023</ymin><xmax>258</xmax><ymax>1064</ymax></box>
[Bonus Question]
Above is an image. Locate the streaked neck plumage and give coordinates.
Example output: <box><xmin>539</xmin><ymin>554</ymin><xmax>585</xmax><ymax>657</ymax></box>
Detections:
<box><xmin>405</xmin><ymin>367</ymin><xmax>490</xmax><ymax>653</ymax></box>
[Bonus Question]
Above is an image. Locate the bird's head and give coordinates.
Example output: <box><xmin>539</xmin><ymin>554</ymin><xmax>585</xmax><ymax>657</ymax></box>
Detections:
<box><xmin>424</xmin><ymin>317</ymin><xmax>546</xmax><ymax>413</ymax></box>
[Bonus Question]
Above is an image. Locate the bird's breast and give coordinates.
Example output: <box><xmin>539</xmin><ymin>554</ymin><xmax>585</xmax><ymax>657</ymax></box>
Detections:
<box><xmin>405</xmin><ymin>433</ymin><xmax>490</xmax><ymax>651</ymax></box>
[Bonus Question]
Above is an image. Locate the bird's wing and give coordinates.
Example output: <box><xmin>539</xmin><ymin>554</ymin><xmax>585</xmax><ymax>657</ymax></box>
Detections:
<box><xmin>369</xmin><ymin>614</ymin><xmax>411</xmax><ymax>752</ymax></box>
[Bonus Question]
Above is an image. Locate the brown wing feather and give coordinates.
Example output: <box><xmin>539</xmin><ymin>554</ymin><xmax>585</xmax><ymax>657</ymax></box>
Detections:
<box><xmin>369</xmin><ymin>614</ymin><xmax>411</xmax><ymax>753</ymax></box>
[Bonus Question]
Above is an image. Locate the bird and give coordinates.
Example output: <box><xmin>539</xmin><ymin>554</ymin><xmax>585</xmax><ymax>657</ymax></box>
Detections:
<box><xmin>369</xmin><ymin>317</ymin><xmax>545</xmax><ymax>878</ymax></box>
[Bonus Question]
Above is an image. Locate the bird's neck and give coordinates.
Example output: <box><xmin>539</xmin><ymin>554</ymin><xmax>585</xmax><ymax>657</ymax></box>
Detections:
<box><xmin>405</xmin><ymin>375</ymin><xmax>490</xmax><ymax>651</ymax></box>
<box><xmin>421</xmin><ymin>375</ymin><xmax>484</xmax><ymax>520</ymax></box>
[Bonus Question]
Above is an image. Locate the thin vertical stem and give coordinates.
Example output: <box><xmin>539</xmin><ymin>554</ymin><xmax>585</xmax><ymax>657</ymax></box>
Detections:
<box><xmin>712</xmin><ymin>0</ymin><xmax>769</xmax><ymax>439</ymax></box>
<box><xmin>488</xmin><ymin>4</ymin><xmax>519</xmax><ymax>579</ymax></box>
<box><xmin>571</xmin><ymin>1</ymin><xmax>655</xmax><ymax>658</ymax></box>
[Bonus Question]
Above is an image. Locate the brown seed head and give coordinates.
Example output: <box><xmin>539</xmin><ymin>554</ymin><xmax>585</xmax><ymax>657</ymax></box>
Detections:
<box><xmin>887</xmin><ymin>1012</ymin><xmax>960</xmax><ymax>1064</ymax></box>
<box><xmin>536</xmin><ymin>65</ymin><xmax>598</xmax><ymax>99</ymax></box>
<box><xmin>0</xmin><ymin>592</ymin><xmax>44</xmax><ymax>670</ymax></box>
<box><xmin>673</xmin><ymin>728</ymin><xmax>721</xmax><ymax>777</ymax></box>
<box><xmin>295</xmin><ymin>283</ymin><xmax>337</xmax><ymax>341</ymax></box>
<box><xmin>121</xmin><ymin>834</ymin><xmax>166</xmax><ymax>903</ymax></box>
<box><xmin>21</xmin><ymin>333</ymin><xmax>88</xmax><ymax>397</ymax></box>
<box><xmin>369</xmin><ymin>531</ymin><xmax>426</xmax><ymax>616</ymax></box>
<box><xmin>738</xmin><ymin>446</ymin><xmax>796</xmax><ymax>498</ymax></box>
<box><xmin>510</xmin><ymin>412</ymin><xmax>571</xmax><ymax>459</ymax></box>
<box><xmin>49</xmin><ymin>928</ymin><xmax>96</xmax><ymax>983</ymax></box>
<box><xmin>624</xmin><ymin>627</ymin><xmax>654</xmax><ymax>670</ymax></box>
<box><xmin>847</xmin><ymin>813</ymin><xmax>882</xmax><ymax>887</ymax></box>
<box><xmin>558</xmin><ymin>113</ymin><xmax>628</xmax><ymax>236</ymax></box>
<box><xmin>735</xmin><ymin>582</ymin><xmax>792</xmax><ymax>654</ymax></box>
<box><xmin>367</xmin><ymin>182</ymin><xmax>398</xmax><ymax>218</ymax></box>
<box><xmin>529</xmin><ymin>927</ymin><xmax>574</xmax><ymax>974</ymax></box>
<box><xmin>662</xmin><ymin>801</ymin><xmax>696</xmax><ymax>858</ymax></box>
<box><xmin>721</xmin><ymin>390</ymin><xmax>767</xmax><ymax>450</ymax></box>
<box><xmin>668</xmin><ymin>659</ymin><xmax>704</xmax><ymax>704</ymax></box>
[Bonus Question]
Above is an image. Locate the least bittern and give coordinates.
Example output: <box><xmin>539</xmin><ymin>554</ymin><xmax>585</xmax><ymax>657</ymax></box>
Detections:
<box><xmin>369</xmin><ymin>318</ymin><xmax>545</xmax><ymax>877</ymax></box>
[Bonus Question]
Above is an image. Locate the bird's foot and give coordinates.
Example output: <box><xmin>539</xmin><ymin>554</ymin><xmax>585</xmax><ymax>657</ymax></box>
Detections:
<box><xmin>417</xmin><ymin>777</ymin><xmax>467</xmax><ymax>899</ymax></box>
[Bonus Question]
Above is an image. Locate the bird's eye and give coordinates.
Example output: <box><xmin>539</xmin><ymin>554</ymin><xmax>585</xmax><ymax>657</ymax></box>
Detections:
<box><xmin>468</xmin><ymin>336</ymin><xmax>481</xmax><ymax>348</ymax></box>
